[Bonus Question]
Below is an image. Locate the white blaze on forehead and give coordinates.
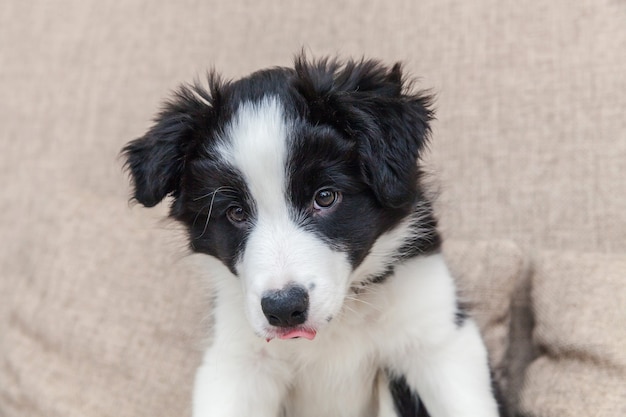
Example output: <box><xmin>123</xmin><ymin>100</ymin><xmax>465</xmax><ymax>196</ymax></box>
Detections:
<box><xmin>219</xmin><ymin>96</ymin><xmax>291</xmax><ymax>216</ymax></box>
<box><xmin>216</xmin><ymin>96</ymin><xmax>355</xmax><ymax>334</ymax></box>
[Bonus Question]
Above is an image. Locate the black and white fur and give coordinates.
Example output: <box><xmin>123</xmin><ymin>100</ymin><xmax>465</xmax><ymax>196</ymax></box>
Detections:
<box><xmin>123</xmin><ymin>55</ymin><xmax>500</xmax><ymax>417</ymax></box>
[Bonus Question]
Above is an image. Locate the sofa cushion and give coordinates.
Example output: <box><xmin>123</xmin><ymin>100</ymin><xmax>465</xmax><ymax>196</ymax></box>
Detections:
<box><xmin>0</xmin><ymin>189</ymin><xmax>206</xmax><ymax>417</ymax></box>
<box><xmin>519</xmin><ymin>251</ymin><xmax>626</xmax><ymax>417</ymax></box>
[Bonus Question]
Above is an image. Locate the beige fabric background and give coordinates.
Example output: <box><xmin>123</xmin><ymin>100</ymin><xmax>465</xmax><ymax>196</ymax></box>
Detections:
<box><xmin>520</xmin><ymin>252</ymin><xmax>626</xmax><ymax>416</ymax></box>
<box><xmin>1</xmin><ymin>0</ymin><xmax>625</xmax><ymax>416</ymax></box>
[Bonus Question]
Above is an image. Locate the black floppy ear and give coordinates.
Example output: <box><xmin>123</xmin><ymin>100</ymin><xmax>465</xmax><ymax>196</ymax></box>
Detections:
<box><xmin>295</xmin><ymin>56</ymin><xmax>434</xmax><ymax>209</ymax></box>
<box><xmin>350</xmin><ymin>67</ymin><xmax>434</xmax><ymax>209</ymax></box>
<box><xmin>122</xmin><ymin>81</ymin><xmax>219</xmax><ymax>207</ymax></box>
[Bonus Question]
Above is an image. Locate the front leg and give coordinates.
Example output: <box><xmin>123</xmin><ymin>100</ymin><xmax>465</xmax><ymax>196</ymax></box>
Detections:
<box><xmin>377</xmin><ymin>254</ymin><xmax>501</xmax><ymax>417</ymax></box>
<box><xmin>193</xmin><ymin>273</ymin><xmax>292</xmax><ymax>417</ymax></box>
<box><xmin>193</xmin><ymin>340</ymin><xmax>290</xmax><ymax>417</ymax></box>
<box><xmin>387</xmin><ymin>319</ymin><xmax>500</xmax><ymax>417</ymax></box>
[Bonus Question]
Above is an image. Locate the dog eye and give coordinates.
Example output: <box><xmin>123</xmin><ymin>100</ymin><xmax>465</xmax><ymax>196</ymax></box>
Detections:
<box><xmin>313</xmin><ymin>189</ymin><xmax>341</xmax><ymax>210</ymax></box>
<box><xmin>226</xmin><ymin>205</ymin><xmax>247</xmax><ymax>225</ymax></box>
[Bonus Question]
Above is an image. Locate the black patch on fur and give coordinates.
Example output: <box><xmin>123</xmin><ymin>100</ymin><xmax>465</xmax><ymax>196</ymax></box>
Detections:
<box><xmin>388</xmin><ymin>374</ymin><xmax>430</xmax><ymax>417</ymax></box>
<box><xmin>174</xmin><ymin>158</ymin><xmax>255</xmax><ymax>274</ymax></box>
<box><xmin>293</xmin><ymin>56</ymin><xmax>434</xmax><ymax>212</ymax></box>
<box><xmin>122</xmin><ymin>81</ymin><xmax>218</xmax><ymax>208</ymax></box>
<box><xmin>454</xmin><ymin>299</ymin><xmax>473</xmax><ymax>327</ymax></box>
<box><xmin>288</xmin><ymin>55</ymin><xmax>438</xmax><ymax>268</ymax></box>
<box><xmin>287</xmin><ymin>121</ymin><xmax>415</xmax><ymax>267</ymax></box>
<box><xmin>454</xmin><ymin>308</ymin><xmax>469</xmax><ymax>327</ymax></box>
<box><xmin>367</xmin><ymin>265</ymin><xmax>396</xmax><ymax>284</ymax></box>
<box><xmin>454</xmin><ymin>300</ymin><xmax>469</xmax><ymax>327</ymax></box>
<box><xmin>395</xmin><ymin>204</ymin><xmax>442</xmax><ymax>259</ymax></box>
<box><xmin>120</xmin><ymin>71</ymin><xmax>259</xmax><ymax>273</ymax></box>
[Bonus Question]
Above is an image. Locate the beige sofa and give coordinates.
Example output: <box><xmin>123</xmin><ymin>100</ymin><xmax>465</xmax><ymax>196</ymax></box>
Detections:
<box><xmin>1</xmin><ymin>1</ymin><xmax>624</xmax><ymax>416</ymax></box>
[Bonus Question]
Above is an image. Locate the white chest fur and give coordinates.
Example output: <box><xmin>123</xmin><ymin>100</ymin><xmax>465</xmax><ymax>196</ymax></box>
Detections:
<box><xmin>192</xmin><ymin>254</ymin><xmax>500</xmax><ymax>417</ymax></box>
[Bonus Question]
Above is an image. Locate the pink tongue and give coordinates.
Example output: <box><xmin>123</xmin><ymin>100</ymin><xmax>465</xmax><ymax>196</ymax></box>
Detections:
<box><xmin>278</xmin><ymin>329</ymin><xmax>317</xmax><ymax>340</ymax></box>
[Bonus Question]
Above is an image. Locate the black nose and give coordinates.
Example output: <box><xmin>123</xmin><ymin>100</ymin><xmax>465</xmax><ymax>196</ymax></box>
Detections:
<box><xmin>261</xmin><ymin>285</ymin><xmax>309</xmax><ymax>327</ymax></box>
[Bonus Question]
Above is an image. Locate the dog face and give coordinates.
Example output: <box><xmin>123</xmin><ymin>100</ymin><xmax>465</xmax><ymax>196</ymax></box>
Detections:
<box><xmin>123</xmin><ymin>56</ymin><xmax>435</xmax><ymax>340</ymax></box>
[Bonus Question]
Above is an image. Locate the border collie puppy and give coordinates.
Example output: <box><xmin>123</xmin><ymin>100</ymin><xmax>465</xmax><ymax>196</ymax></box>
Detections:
<box><xmin>123</xmin><ymin>55</ymin><xmax>500</xmax><ymax>417</ymax></box>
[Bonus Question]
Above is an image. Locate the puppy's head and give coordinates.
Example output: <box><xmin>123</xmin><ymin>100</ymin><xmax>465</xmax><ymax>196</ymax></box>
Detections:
<box><xmin>122</xmin><ymin>55</ymin><xmax>435</xmax><ymax>341</ymax></box>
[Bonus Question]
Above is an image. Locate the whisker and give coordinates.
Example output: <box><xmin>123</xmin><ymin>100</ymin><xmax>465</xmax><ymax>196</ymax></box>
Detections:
<box><xmin>193</xmin><ymin>186</ymin><xmax>238</xmax><ymax>201</ymax></box>
<box><xmin>191</xmin><ymin>186</ymin><xmax>234</xmax><ymax>239</ymax></box>
<box><xmin>339</xmin><ymin>303</ymin><xmax>358</xmax><ymax>316</ymax></box>
<box><xmin>345</xmin><ymin>295</ymin><xmax>383</xmax><ymax>313</ymax></box>
<box><xmin>197</xmin><ymin>186</ymin><xmax>224</xmax><ymax>239</ymax></box>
